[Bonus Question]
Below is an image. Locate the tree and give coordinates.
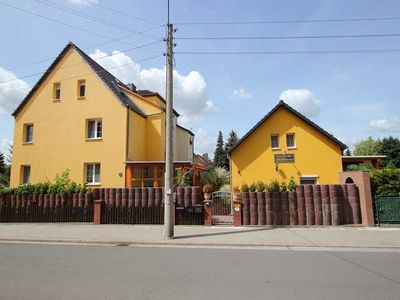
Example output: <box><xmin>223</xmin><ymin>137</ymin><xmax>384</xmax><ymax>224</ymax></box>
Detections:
<box><xmin>223</xmin><ymin>130</ymin><xmax>239</xmax><ymax>170</ymax></box>
<box><xmin>7</xmin><ymin>144</ymin><xmax>13</xmax><ymax>164</ymax></box>
<box><xmin>0</xmin><ymin>152</ymin><xmax>4</xmax><ymax>171</ymax></box>
<box><xmin>213</xmin><ymin>131</ymin><xmax>225</xmax><ymax>168</ymax></box>
<box><xmin>344</xmin><ymin>148</ymin><xmax>351</xmax><ymax>156</ymax></box>
<box><xmin>378</xmin><ymin>136</ymin><xmax>400</xmax><ymax>168</ymax></box>
<box><xmin>0</xmin><ymin>152</ymin><xmax>9</xmax><ymax>187</ymax></box>
<box><xmin>353</xmin><ymin>137</ymin><xmax>380</xmax><ymax>156</ymax></box>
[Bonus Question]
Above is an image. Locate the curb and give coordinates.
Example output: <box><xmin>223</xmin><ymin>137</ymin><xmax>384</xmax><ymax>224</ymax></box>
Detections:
<box><xmin>0</xmin><ymin>238</ymin><xmax>400</xmax><ymax>252</ymax></box>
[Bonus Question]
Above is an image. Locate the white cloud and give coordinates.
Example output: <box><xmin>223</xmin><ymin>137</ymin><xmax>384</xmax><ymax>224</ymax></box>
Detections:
<box><xmin>66</xmin><ymin>0</ymin><xmax>98</xmax><ymax>5</ymax></box>
<box><xmin>0</xmin><ymin>138</ymin><xmax>12</xmax><ymax>156</ymax></box>
<box><xmin>0</xmin><ymin>67</ymin><xmax>30</xmax><ymax>114</ymax></box>
<box><xmin>193</xmin><ymin>128</ymin><xmax>216</xmax><ymax>158</ymax></box>
<box><xmin>90</xmin><ymin>49</ymin><xmax>215</xmax><ymax>124</ymax></box>
<box><xmin>369</xmin><ymin>117</ymin><xmax>400</xmax><ymax>132</ymax></box>
<box><xmin>233</xmin><ymin>88</ymin><xmax>252</xmax><ymax>99</ymax></box>
<box><xmin>279</xmin><ymin>89</ymin><xmax>322</xmax><ymax>118</ymax></box>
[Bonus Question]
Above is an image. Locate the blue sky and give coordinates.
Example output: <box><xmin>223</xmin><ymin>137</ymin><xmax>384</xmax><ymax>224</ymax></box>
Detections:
<box><xmin>1</xmin><ymin>0</ymin><xmax>400</xmax><ymax>157</ymax></box>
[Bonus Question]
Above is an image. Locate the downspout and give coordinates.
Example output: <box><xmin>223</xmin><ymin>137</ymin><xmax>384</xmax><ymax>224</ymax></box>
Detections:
<box><xmin>125</xmin><ymin>107</ymin><xmax>130</xmax><ymax>161</ymax></box>
<box><xmin>125</xmin><ymin>107</ymin><xmax>130</xmax><ymax>187</ymax></box>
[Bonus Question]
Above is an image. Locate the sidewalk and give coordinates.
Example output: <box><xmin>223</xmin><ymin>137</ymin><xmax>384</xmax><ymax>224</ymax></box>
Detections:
<box><xmin>0</xmin><ymin>223</ymin><xmax>399</xmax><ymax>251</ymax></box>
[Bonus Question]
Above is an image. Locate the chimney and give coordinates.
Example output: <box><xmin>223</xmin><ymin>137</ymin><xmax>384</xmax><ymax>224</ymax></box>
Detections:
<box><xmin>126</xmin><ymin>83</ymin><xmax>137</xmax><ymax>92</ymax></box>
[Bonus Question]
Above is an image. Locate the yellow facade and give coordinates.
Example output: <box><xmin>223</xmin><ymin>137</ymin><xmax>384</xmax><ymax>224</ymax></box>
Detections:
<box><xmin>10</xmin><ymin>43</ymin><xmax>194</xmax><ymax>188</ymax></box>
<box><xmin>230</xmin><ymin>103</ymin><xmax>345</xmax><ymax>189</ymax></box>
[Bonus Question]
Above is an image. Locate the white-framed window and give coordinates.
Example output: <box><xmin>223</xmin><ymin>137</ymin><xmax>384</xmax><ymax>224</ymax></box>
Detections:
<box><xmin>85</xmin><ymin>163</ymin><xmax>100</xmax><ymax>185</ymax></box>
<box><xmin>286</xmin><ymin>133</ymin><xmax>295</xmax><ymax>148</ymax></box>
<box><xmin>53</xmin><ymin>82</ymin><xmax>61</xmax><ymax>100</ymax></box>
<box><xmin>299</xmin><ymin>175</ymin><xmax>318</xmax><ymax>185</ymax></box>
<box><xmin>87</xmin><ymin>119</ymin><xmax>102</xmax><ymax>139</ymax></box>
<box><xmin>24</xmin><ymin>124</ymin><xmax>34</xmax><ymax>143</ymax></box>
<box><xmin>78</xmin><ymin>80</ymin><xmax>86</xmax><ymax>98</ymax></box>
<box><xmin>21</xmin><ymin>165</ymin><xmax>31</xmax><ymax>184</ymax></box>
<box><xmin>271</xmin><ymin>135</ymin><xmax>279</xmax><ymax>149</ymax></box>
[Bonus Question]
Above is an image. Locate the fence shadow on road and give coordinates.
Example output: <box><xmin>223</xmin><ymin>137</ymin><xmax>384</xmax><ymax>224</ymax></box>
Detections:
<box><xmin>174</xmin><ymin>226</ymin><xmax>276</xmax><ymax>240</ymax></box>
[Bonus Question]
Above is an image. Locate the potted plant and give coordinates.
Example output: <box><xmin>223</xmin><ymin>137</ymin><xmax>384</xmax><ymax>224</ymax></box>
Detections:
<box><xmin>202</xmin><ymin>183</ymin><xmax>212</xmax><ymax>202</ymax></box>
<box><xmin>232</xmin><ymin>186</ymin><xmax>242</xmax><ymax>208</ymax></box>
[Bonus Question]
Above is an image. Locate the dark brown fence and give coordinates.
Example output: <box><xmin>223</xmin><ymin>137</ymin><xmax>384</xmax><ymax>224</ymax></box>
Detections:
<box><xmin>241</xmin><ymin>184</ymin><xmax>361</xmax><ymax>226</ymax></box>
<box><xmin>0</xmin><ymin>193</ymin><xmax>93</xmax><ymax>223</ymax></box>
<box><xmin>0</xmin><ymin>187</ymin><xmax>204</xmax><ymax>225</ymax></box>
<box><xmin>94</xmin><ymin>187</ymin><xmax>203</xmax><ymax>225</ymax></box>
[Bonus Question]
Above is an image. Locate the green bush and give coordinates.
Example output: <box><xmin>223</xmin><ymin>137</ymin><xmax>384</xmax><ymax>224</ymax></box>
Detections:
<box><xmin>371</xmin><ymin>168</ymin><xmax>400</xmax><ymax>197</ymax></box>
<box><xmin>280</xmin><ymin>182</ymin><xmax>287</xmax><ymax>192</ymax></box>
<box><xmin>287</xmin><ymin>177</ymin><xmax>297</xmax><ymax>191</ymax></box>
<box><xmin>255</xmin><ymin>181</ymin><xmax>265</xmax><ymax>192</ymax></box>
<box><xmin>2</xmin><ymin>169</ymin><xmax>90</xmax><ymax>196</ymax></box>
<box><xmin>346</xmin><ymin>163</ymin><xmax>375</xmax><ymax>172</ymax></box>
<box><xmin>241</xmin><ymin>183</ymin><xmax>249</xmax><ymax>192</ymax></box>
<box><xmin>248</xmin><ymin>182</ymin><xmax>257</xmax><ymax>192</ymax></box>
<box><xmin>201</xmin><ymin>167</ymin><xmax>229</xmax><ymax>190</ymax></box>
<box><xmin>266</xmin><ymin>180</ymin><xmax>280</xmax><ymax>193</ymax></box>
<box><xmin>175</xmin><ymin>167</ymin><xmax>191</xmax><ymax>187</ymax></box>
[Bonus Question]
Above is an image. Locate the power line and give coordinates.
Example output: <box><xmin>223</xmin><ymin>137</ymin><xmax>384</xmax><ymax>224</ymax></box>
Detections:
<box><xmin>34</xmin><ymin>0</ymin><xmax>159</xmax><ymax>41</ymax></box>
<box><xmin>0</xmin><ymin>1</ymin><xmax>160</xmax><ymax>52</ymax></box>
<box><xmin>176</xmin><ymin>33</ymin><xmax>400</xmax><ymax>41</ymax></box>
<box><xmin>1</xmin><ymin>54</ymin><xmax>164</xmax><ymax>104</ymax></box>
<box><xmin>6</xmin><ymin>26</ymin><xmax>163</xmax><ymax>72</ymax></box>
<box><xmin>0</xmin><ymin>41</ymin><xmax>163</xmax><ymax>84</ymax></box>
<box><xmin>94</xmin><ymin>2</ymin><xmax>161</xmax><ymax>27</ymax></box>
<box><xmin>175</xmin><ymin>16</ymin><xmax>400</xmax><ymax>26</ymax></box>
<box><xmin>176</xmin><ymin>49</ymin><xmax>400</xmax><ymax>55</ymax></box>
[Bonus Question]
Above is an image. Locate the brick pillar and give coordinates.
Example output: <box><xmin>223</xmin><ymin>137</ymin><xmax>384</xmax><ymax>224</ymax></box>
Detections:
<box><xmin>93</xmin><ymin>200</ymin><xmax>104</xmax><ymax>225</ymax></box>
<box><xmin>339</xmin><ymin>171</ymin><xmax>374</xmax><ymax>226</ymax></box>
<box><xmin>233</xmin><ymin>193</ymin><xmax>242</xmax><ymax>227</ymax></box>
<box><xmin>204</xmin><ymin>200</ymin><xmax>212</xmax><ymax>226</ymax></box>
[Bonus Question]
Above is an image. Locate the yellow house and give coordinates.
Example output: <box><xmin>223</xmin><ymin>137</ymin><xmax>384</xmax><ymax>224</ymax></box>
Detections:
<box><xmin>229</xmin><ymin>100</ymin><xmax>347</xmax><ymax>188</ymax></box>
<box><xmin>10</xmin><ymin>42</ymin><xmax>195</xmax><ymax>188</ymax></box>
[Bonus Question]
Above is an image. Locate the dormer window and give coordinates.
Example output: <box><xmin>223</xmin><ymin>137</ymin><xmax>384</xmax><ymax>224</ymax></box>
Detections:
<box><xmin>78</xmin><ymin>80</ymin><xmax>86</xmax><ymax>98</ymax></box>
<box><xmin>53</xmin><ymin>83</ymin><xmax>61</xmax><ymax>100</ymax></box>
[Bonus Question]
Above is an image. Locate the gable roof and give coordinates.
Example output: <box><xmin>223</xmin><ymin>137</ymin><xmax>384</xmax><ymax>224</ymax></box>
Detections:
<box><xmin>229</xmin><ymin>100</ymin><xmax>347</xmax><ymax>154</ymax></box>
<box><xmin>12</xmin><ymin>42</ymin><xmax>146</xmax><ymax>117</ymax></box>
<box><xmin>135</xmin><ymin>89</ymin><xmax>180</xmax><ymax>117</ymax></box>
<box><xmin>177</xmin><ymin>124</ymin><xmax>194</xmax><ymax>136</ymax></box>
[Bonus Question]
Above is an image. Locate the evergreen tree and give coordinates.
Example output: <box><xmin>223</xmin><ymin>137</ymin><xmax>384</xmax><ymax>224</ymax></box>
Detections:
<box><xmin>7</xmin><ymin>145</ymin><xmax>13</xmax><ymax>164</ymax></box>
<box><xmin>0</xmin><ymin>152</ymin><xmax>4</xmax><ymax>171</ymax></box>
<box><xmin>223</xmin><ymin>130</ymin><xmax>239</xmax><ymax>170</ymax></box>
<box><xmin>213</xmin><ymin>131</ymin><xmax>225</xmax><ymax>168</ymax></box>
<box><xmin>378</xmin><ymin>136</ymin><xmax>400</xmax><ymax>168</ymax></box>
<box><xmin>344</xmin><ymin>148</ymin><xmax>351</xmax><ymax>156</ymax></box>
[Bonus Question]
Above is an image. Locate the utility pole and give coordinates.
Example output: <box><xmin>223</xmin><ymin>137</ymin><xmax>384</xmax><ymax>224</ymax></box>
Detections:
<box><xmin>164</xmin><ymin>18</ymin><xmax>175</xmax><ymax>239</ymax></box>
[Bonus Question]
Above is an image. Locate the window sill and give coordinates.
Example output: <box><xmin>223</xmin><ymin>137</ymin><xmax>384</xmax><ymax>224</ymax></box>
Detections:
<box><xmin>23</xmin><ymin>142</ymin><xmax>33</xmax><ymax>145</ymax></box>
<box><xmin>77</xmin><ymin>96</ymin><xmax>86</xmax><ymax>100</ymax></box>
<box><xmin>86</xmin><ymin>183</ymin><xmax>101</xmax><ymax>186</ymax></box>
<box><xmin>52</xmin><ymin>99</ymin><xmax>61</xmax><ymax>102</ymax></box>
<box><xmin>287</xmin><ymin>147</ymin><xmax>297</xmax><ymax>150</ymax></box>
<box><xmin>85</xmin><ymin>138</ymin><xmax>102</xmax><ymax>141</ymax></box>
<box><xmin>271</xmin><ymin>148</ymin><xmax>281</xmax><ymax>151</ymax></box>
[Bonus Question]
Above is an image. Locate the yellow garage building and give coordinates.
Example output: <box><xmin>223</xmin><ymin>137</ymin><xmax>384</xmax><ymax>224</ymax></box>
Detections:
<box><xmin>229</xmin><ymin>100</ymin><xmax>346</xmax><ymax>188</ymax></box>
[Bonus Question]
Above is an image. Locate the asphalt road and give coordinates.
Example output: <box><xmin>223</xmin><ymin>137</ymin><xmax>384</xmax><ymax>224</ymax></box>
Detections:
<box><xmin>0</xmin><ymin>243</ymin><xmax>399</xmax><ymax>300</ymax></box>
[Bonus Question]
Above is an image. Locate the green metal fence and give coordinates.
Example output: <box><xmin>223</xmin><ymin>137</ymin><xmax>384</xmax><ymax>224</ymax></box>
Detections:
<box><xmin>375</xmin><ymin>196</ymin><xmax>400</xmax><ymax>225</ymax></box>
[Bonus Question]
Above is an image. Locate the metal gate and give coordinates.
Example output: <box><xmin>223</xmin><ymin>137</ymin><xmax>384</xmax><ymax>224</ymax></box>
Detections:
<box><xmin>212</xmin><ymin>191</ymin><xmax>232</xmax><ymax>216</ymax></box>
<box><xmin>376</xmin><ymin>196</ymin><xmax>400</xmax><ymax>225</ymax></box>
